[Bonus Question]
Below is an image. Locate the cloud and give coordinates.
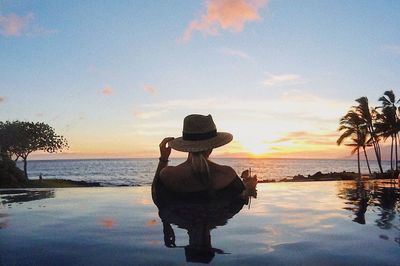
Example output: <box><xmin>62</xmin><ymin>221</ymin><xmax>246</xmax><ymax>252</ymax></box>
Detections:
<box><xmin>0</xmin><ymin>13</ymin><xmax>33</xmax><ymax>36</ymax></box>
<box><xmin>272</xmin><ymin>131</ymin><xmax>339</xmax><ymax>146</ymax></box>
<box><xmin>0</xmin><ymin>96</ymin><xmax>5</xmax><ymax>104</ymax></box>
<box><xmin>101</xmin><ymin>86</ymin><xmax>113</xmax><ymax>96</ymax></box>
<box><xmin>220</xmin><ymin>47</ymin><xmax>253</xmax><ymax>61</ymax></box>
<box><xmin>382</xmin><ymin>45</ymin><xmax>400</xmax><ymax>55</ymax></box>
<box><xmin>143</xmin><ymin>84</ymin><xmax>157</xmax><ymax>95</ymax></box>
<box><xmin>262</xmin><ymin>73</ymin><xmax>304</xmax><ymax>87</ymax></box>
<box><xmin>181</xmin><ymin>0</ymin><xmax>268</xmax><ymax>42</ymax></box>
<box><xmin>0</xmin><ymin>12</ymin><xmax>56</xmax><ymax>37</ymax></box>
<box><xmin>281</xmin><ymin>89</ymin><xmax>319</xmax><ymax>101</ymax></box>
<box><xmin>133</xmin><ymin>110</ymin><xmax>165</xmax><ymax>119</ymax></box>
<box><xmin>142</xmin><ymin>93</ymin><xmax>351</xmax><ymax>123</ymax></box>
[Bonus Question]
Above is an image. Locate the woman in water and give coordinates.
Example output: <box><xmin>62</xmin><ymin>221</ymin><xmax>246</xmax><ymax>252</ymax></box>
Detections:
<box><xmin>152</xmin><ymin>114</ymin><xmax>248</xmax><ymax>204</ymax></box>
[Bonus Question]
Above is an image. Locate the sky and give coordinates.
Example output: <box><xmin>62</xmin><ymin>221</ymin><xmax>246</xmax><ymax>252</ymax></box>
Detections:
<box><xmin>1</xmin><ymin>0</ymin><xmax>400</xmax><ymax>159</ymax></box>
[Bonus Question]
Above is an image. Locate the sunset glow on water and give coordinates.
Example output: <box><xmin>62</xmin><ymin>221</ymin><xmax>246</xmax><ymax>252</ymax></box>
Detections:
<box><xmin>1</xmin><ymin>181</ymin><xmax>399</xmax><ymax>265</ymax></box>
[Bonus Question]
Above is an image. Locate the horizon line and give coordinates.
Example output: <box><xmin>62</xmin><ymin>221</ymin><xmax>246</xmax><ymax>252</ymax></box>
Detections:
<box><xmin>25</xmin><ymin>156</ymin><xmax>367</xmax><ymax>162</ymax></box>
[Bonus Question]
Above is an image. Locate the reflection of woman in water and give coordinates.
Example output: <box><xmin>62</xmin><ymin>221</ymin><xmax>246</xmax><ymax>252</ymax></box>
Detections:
<box><xmin>151</xmin><ymin>114</ymin><xmax>254</xmax><ymax>263</ymax></box>
<box><xmin>158</xmin><ymin>195</ymin><xmax>246</xmax><ymax>263</ymax></box>
<box><xmin>152</xmin><ymin>114</ymin><xmax>248</xmax><ymax>205</ymax></box>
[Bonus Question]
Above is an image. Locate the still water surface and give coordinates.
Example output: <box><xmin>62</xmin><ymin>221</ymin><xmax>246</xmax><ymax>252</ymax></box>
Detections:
<box><xmin>21</xmin><ymin>158</ymin><xmax>392</xmax><ymax>186</ymax></box>
<box><xmin>0</xmin><ymin>180</ymin><xmax>399</xmax><ymax>265</ymax></box>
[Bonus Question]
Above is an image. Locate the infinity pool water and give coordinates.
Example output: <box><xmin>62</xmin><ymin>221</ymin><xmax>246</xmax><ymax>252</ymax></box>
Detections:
<box><xmin>0</xmin><ymin>181</ymin><xmax>399</xmax><ymax>265</ymax></box>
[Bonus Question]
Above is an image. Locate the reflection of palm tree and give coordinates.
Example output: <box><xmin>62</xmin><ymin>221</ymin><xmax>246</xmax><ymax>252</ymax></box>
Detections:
<box><xmin>337</xmin><ymin>181</ymin><xmax>371</xmax><ymax>224</ymax></box>
<box><xmin>372</xmin><ymin>186</ymin><xmax>399</xmax><ymax>230</ymax></box>
<box><xmin>337</xmin><ymin>181</ymin><xmax>400</xmax><ymax>246</ymax></box>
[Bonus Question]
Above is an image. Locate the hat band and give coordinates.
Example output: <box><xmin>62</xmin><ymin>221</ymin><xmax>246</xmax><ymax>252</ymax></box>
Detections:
<box><xmin>182</xmin><ymin>130</ymin><xmax>217</xmax><ymax>141</ymax></box>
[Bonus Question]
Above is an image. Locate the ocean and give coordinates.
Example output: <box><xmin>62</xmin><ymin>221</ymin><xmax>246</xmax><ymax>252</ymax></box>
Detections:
<box><xmin>18</xmin><ymin>158</ymin><xmax>392</xmax><ymax>186</ymax></box>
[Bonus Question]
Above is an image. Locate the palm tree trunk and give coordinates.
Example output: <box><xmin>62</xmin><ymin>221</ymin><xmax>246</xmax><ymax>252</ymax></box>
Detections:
<box><xmin>371</xmin><ymin>139</ymin><xmax>384</xmax><ymax>174</ymax></box>
<box><xmin>367</xmin><ymin>124</ymin><xmax>383</xmax><ymax>173</ymax></box>
<box><xmin>390</xmin><ymin>136</ymin><xmax>394</xmax><ymax>171</ymax></box>
<box><xmin>372</xmin><ymin>139</ymin><xmax>383</xmax><ymax>174</ymax></box>
<box><xmin>377</xmin><ymin>141</ymin><xmax>383</xmax><ymax>173</ymax></box>
<box><xmin>363</xmin><ymin>146</ymin><xmax>371</xmax><ymax>174</ymax></box>
<box><xmin>357</xmin><ymin>147</ymin><xmax>361</xmax><ymax>179</ymax></box>
<box><xmin>396</xmin><ymin>133</ymin><xmax>399</xmax><ymax>170</ymax></box>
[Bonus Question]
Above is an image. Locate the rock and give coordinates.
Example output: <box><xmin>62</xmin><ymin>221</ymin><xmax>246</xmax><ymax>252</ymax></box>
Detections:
<box><xmin>0</xmin><ymin>156</ymin><xmax>27</xmax><ymax>187</ymax></box>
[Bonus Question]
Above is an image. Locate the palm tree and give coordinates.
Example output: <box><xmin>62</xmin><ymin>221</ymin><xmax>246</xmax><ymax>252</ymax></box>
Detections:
<box><xmin>353</xmin><ymin>97</ymin><xmax>384</xmax><ymax>174</ymax></box>
<box><xmin>375</xmin><ymin>106</ymin><xmax>396</xmax><ymax>170</ymax></box>
<box><xmin>337</xmin><ymin>110</ymin><xmax>366</xmax><ymax>177</ymax></box>
<box><xmin>377</xmin><ymin>90</ymin><xmax>399</xmax><ymax>170</ymax></box>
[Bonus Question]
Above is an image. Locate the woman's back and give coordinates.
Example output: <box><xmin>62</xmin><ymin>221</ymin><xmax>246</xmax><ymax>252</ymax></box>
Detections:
<box><xmin>160</xmin><ymin>161</ymin><xmax>238</xmax><ymax>193</ymax></box>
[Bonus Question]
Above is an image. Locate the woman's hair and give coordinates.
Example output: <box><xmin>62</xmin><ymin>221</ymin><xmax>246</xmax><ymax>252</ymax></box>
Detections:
<box><xmin>190</xmin><ymin>149</ymin><xmax>213</xmax><ymax>192</ymax></box>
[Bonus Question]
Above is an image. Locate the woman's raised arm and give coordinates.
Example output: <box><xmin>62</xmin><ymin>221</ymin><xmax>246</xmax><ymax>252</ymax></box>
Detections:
<box><xmin>152</xmin><ymin>137</ymin><xmax>174</xmax><ymax>204</ymax></box>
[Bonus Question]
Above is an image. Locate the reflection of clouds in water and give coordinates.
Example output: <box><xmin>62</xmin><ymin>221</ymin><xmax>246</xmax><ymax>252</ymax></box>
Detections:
<box><xmin>146</xmin><ymin>218</ymin><xmax>157</xmax><ymax>227</ymax></box>
<box><xmin>146</xmin><ymin>240</ymin><xmax>162</xmax><ymax>246</ymax></box>
<box><xmin>0</xmin><ymin>219</ymin><xmax>10</xmax><ymax>229</ymax></box>
<box><xmin>281</xmin><ymin>212</ymin><xmax>345</xmax><ymax>229</ymax></box>
<box><xmin>141</xmin><ymin>199</ymin><xmax>151</xmax><ymax>205</ymax></box>
<box><xmin>99</xmin><ymin>218</ymin><xmax>115</xmax><ymax>229</ymax></box>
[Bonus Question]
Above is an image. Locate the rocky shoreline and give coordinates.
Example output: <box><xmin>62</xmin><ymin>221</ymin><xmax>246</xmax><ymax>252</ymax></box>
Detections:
<box><xmin>258</xmin><ymin>171</ymin><xmax>398</xmax><ymax>183</ymax></box>
<box><xmin>1</xmin><ymin>178</ymin><xmax>102</xmax><ymax>188</ymax></box>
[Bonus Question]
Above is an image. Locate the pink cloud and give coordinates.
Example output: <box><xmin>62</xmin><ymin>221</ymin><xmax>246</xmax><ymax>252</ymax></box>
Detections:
<box><xmin>0</xmin><ymin>96</ymin><xmax>5</xmax><ymax>103</ymax></box>
<box><xmin>181</xmin><ymin>0</ymin><xmax>268</xmax><ymax>42</ymax></box>
<box><xmin>143</xmin><ymin>84</ymin><xmax>156</xmax><ymax>95</ymax></box>
<box><xmin>0</xmin><ymin>13</ymin><xmax>34</xmax><ymax>36</ymax></box>
<box><xmin>101</xmin><ymin>86</ymin><xmax>113</xmax><ymax>96</ymax></box>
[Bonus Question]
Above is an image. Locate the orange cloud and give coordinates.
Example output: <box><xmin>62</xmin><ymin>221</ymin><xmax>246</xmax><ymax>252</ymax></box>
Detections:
<box><xmin>272</xmin><ymin>131</ymin><xmax>339</xmax><ymax>146</ymax></box>
<box><xmin>101</xmin><ymin>86</ymin><xmax>113</xmax><ymax>96</ymax></box>
<box><xmin>0</xmin><ymin>13</ymin><xmax>34</xmax><ymax>36</ymax></box>
<box><xmin>143</xmin><ymin>84</ymin><xmax>156</xmax><ymax>95</ymax></box>
<box><xmin>182</xmin><ymin>0</ymin><xmax>268</xmax><ymax>42</ymax></box>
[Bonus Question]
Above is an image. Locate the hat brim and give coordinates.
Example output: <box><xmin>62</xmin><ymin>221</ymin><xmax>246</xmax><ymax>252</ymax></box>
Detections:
<box><xmin>169</xmin><ymin>132</ymin><xmax>233</xmax><ymax>152</ymax></box>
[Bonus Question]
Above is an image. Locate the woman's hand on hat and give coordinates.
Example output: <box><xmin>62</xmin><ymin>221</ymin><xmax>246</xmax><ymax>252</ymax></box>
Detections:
<box><xmin>159</xmin><ymin>137</ymin><xmax>174</xmax><ymax>161</ymax></box>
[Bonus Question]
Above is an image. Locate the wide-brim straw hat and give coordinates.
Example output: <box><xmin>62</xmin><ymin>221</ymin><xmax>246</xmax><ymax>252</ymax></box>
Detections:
<box><xmin>169</xmin><ymin>114</ymin><xmax>233</xmax><ymax>152</ymax></box>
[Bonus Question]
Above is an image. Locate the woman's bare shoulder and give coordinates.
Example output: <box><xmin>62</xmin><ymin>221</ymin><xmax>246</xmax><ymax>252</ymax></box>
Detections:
<box><xmin>208</xmin><ymin>161</ymin><xmax>236</xmax><ymax>177</ymax></box>
<box><xmin>159</xmin><ymin>164</ymin><xmax>200</xmax><ymax>192</ymax></box>
<box><xmin>159</xmin><ymin>166</ymin><xmax>176</xmax><ymax>179</ymax></box>
<box><xmin>208</xmin><ymin>162</ymin><xmax>238</xmax><ymax>189</ymax></box>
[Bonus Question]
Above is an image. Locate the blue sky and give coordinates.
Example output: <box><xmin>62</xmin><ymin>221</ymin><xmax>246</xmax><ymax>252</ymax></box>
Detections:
<box><xmin>1</xmin><ymin>0</ymin><xmax>400</xmax><ymax>159</ymax></box>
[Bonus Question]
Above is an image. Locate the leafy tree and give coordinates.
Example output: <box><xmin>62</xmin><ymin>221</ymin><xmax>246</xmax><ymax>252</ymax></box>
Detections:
<box><xmin>0</xmin><ymin>121</ymin><xmax>68</xmax><ymax>178</ymax></box>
